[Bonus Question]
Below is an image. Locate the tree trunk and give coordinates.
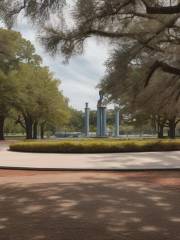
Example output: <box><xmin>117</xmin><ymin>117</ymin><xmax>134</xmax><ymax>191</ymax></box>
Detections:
<box><xmin>168</xmin><ymin>119</ymin><xmax>176</xmax><ymax>139</ymax></box>
<box><xmin>157</xmin><ymin>115</ymin><xmax>165</xmax><ymax>139</ymax></box>
<box><xmin>40</xmin><ymin>123</ymin><xmax>45</xmax><ymax>139</ymax></box>
<box><xmin>25</xmin><ymin>117</ymin><xmax>33</xmax><ymax>139</ymax></box>
<box><xmin>0</xmin><ymin>116</ymin><xmax>5</xmax><ymax>140</ymax></box>
<box><xmin>158</xmin><ymin>124</ymin><xmax>164</xmax><ymax>138</ymax></box>
<box><xmin>33</xmin><ymin>121</ymin><xmax>38</xmax><ymax>139</ymax></box>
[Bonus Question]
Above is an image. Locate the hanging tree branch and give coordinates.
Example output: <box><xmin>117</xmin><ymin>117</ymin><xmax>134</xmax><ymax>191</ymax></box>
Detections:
<box><xmin>145</xmin><ymin>61</ymin><xmax>180</xmax><ymax>87</ymax></box>
<box><xmin>140</xmin><ymin>0</ymin><xmax>180</xmax><ymax>14</ymax></box>
<box><xmin>146</xmin><ymin>4</ymin><xmax>180</xmax><ymax>14</ymax></box>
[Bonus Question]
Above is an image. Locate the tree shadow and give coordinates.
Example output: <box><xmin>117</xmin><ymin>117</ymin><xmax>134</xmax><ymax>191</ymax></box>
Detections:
<box><xmin>0</xmin><ymin>172</ymin><xmax>180</xmax><ymax>240</ymax></box>
<box><xmin>88</xmin><ymin>152</ymin><xmax>180</xmax><ymax>169</ymax></box>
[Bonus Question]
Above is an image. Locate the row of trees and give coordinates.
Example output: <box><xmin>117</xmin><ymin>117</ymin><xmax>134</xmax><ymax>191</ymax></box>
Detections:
<box><xmin>1</xmin><ymin>0</ymin><xmax>180</xmax><ymax>138</ymax></box>
<box><xmin>100</xmin><ymin>47</ymin><xmax>180</xmax><ymax>138</ymax></box>
<box><xmin>0</xmin><ymin>28</ymin><xmax>70</xmax><ymax>140</ymax></box>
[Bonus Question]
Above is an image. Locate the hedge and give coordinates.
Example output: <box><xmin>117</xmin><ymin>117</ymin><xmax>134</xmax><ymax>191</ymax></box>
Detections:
<box><xmin>9</xmin><ymin>139</ymin><xmax>180</xmax><ymax>153</ymax></box>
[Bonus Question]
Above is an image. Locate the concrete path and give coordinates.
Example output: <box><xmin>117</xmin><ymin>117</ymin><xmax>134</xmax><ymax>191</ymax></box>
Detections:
<box><xmin>0</xmin><ymin>149</ymin><xmax>180</xmax><ymax>170</ymax></box>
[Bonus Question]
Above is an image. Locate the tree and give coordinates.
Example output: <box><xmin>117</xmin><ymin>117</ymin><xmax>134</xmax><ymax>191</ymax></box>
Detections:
<box><xmin>2</xmin><ymin>1</ymin><xmax>180</xmax><ymax>78</ymax></box>
<box><xmin>0</xmin><ymin>29</ymin><xmax>25</xmax><ymax>139</ymax></box>
<box><xmin>14</xmin><ymin>64</ymin><xmax>70</xmax><ymax>139</ymax></box>
<box><xmin>99</xmin><ymin>44</ymin><xmax>180</xmax><ymax>139</ymax></box>
<box><xmin>0</xmin><ymin>28</ymin><xmax>69</xmax><ymax>139</ymax></box>
<box><xmin>38</xmin><ymin>87</ymin><xmax>70</xmax><ymax>139</ymax></box>
<box><xmin>0</xmin><ymin>28</ymin><xmax>21</xmax><ymax>73</ymax></box>
<box><xmin>2</xmin><ymin>0</ymin><xmax>180</xmax><ymax>138</ymax></box>
<box><xmin>66</xmin><ymin>108</ymin><xmax>83</xmax><ymax>132</ymax></box>
<box><xmin>0</xmin><ymin>70</ymin><xmax>18</xmax><ymax>139</ymax></box>
<box><xmin>0</xmin><ymin>28</ymin><xmax>41</xmax><ymax>72</ymax></box>
<box><xmin>2</xmin><ymin>0</ymin><xmax>180</xmax><ymax>82</ymax></box>
<box><xmin>0</xmin><ymin>28</ymin><xmax>43</xmax><ymax>140</ymax></box>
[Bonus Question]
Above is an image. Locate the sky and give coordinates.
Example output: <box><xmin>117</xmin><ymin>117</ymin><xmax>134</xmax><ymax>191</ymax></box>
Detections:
<box><xmin>13</xmin><ymin>18</ymin><xmax>111</xmax><ymax>111</ymax></box>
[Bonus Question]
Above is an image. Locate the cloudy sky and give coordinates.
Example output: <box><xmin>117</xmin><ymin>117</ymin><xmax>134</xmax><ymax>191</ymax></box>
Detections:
<box><xmin>13</xmin><ymin>18</ymin><xmax>111</xmax><ymax>111</ymax></box>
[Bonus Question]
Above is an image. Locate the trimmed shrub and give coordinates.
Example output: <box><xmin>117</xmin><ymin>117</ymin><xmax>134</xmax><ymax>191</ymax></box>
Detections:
<box><xmin>9</xmin><ymin>139</ymin><xmax>180</xmax><ymax>153</ymax></box>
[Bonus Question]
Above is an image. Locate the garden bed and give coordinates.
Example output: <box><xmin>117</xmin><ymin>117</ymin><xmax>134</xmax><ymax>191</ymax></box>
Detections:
<box><xmin>9</xmin><ymin>139</ymin><xmax>180</xmax><ymax>153</ymax></box>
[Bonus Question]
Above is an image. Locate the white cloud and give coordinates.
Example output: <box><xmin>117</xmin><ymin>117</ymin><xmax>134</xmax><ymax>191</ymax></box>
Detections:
<box><xmin>13</xmin><ymin>17</ymin><xmax>111</xmax><ymax>110</ymax></box>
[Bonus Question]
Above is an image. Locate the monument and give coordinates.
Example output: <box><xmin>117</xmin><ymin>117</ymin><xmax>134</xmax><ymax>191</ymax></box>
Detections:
<box><xmin>84</xmin><ymin>91</ymin><xmax>120</xmax><ymax>138</ymax></box>
<box><xmin>96</xmin><ymin>91</ymin><xmax>107</xmax><ymax>137</ymax></box>
<box><xmin>84</xmin><ymin>102</ymin><xmax>90</xmax><ymax>137</ymax></box>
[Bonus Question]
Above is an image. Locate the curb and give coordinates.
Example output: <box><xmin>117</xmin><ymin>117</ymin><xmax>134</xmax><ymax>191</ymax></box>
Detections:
<box><xmin>0</xmin><ymin>166</ymin><xmax>180</xmax><ymax>172</ymax></box>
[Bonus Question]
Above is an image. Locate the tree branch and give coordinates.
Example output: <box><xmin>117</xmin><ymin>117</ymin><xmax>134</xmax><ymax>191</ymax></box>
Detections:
<box><xmin>140</xmin><ymin>0</ymin><xmax>180</xmax><ymax>14</ymax></box>
<box><xmin>145</xmin><ymin>61</ymin><xmax>180</xmax><ymax>87</ymax></box>
<box><xmin>146</xmin><ymin>4</ymin><xmax>180</xmax><ymax>14</ymax></box>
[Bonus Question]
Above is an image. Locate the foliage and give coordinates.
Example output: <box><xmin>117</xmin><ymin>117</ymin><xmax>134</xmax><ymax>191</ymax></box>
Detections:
<box><xmin>2</xmin><ymin>1</ymin><xmax>180</xmax><ymax>139</ymax></box>
<box><xmin>12</xmin><ymin>63</ymin><xmax>70</xmax><ymax>139</ymax></box>
<box><xmin>0</xmin><ymin>29</ymin><xmax>21</xmax><ymax>73</ymax></box>
<box><xmin>0</xmin><ymin>70</ymin><xmax>17</xmax><ymax>117</ymax></box>
<box><xmin>0</xmin><ymin>28</ymin><xmax>41</xmax><ymax>73</ymax></box>
<box><xmin>100</xmin><ymin>45</ymin><xmax>180</xmax><ymax>138</ymax></box>
<box><xmin>4</xmin><ymin>117</ymin><xmax>25</xmax><ymax>135</ymax></box>
<box><xmin>66</xmin><ymin>108</ymin><xmax>83</xmax><ymax>131</ymax></box>
<box><xmin>0</xmin><ymin>28</ymin><xmax>70</xmax><ymax>139</ymax></box>
<box><xmin>9</xmin><ymin>139</ymin><xmax>180</xmax><ymax>153</ymax></box>
<box><xmin>2</xmin><ymin>2</ymin><xmax>180</xmax><ymax>82</ymax></box>
<box><xmin>2</xmin><ymin>1</ymin><xmax>180</xmax><ymax>63</ymax></box>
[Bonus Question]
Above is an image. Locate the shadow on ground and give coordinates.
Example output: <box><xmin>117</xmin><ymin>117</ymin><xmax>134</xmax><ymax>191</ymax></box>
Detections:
<box><xmin>88</xmin><ymin>152</ymin><xmax>180</xmax><ymax>169</ymax></box>
<box><xmin>0</xmin><ymin>171</ymin><xmax>180</xmax><ymax>240</ymax></box>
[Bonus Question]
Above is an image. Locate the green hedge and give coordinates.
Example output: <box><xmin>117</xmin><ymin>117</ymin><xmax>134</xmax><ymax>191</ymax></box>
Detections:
<box><xmin>9</xmin><ymin>139</ymin><xmax>180</xmax><ymax>153</ymax></box>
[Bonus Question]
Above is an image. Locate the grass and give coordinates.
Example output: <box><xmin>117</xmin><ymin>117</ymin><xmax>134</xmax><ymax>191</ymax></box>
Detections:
<box><xmin>9</xmin><ymin>139</ymin><xmax>180</xmax><ymax>153</ymax></box>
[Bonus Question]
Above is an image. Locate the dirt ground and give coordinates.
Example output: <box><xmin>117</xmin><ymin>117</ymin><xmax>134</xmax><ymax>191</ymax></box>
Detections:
<box><xmin>0</xmin><ymin>170</ymin><xmax>180</xmax><ymax>240</ymax></box>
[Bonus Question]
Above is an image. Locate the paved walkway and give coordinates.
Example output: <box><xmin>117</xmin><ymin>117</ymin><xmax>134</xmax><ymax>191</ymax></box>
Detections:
<box><xmin>0</xmin><ymin>148</ymin><xmax>180</xmax><ymax>170</ymax></box>
<box><xmin>1</xmin><ymin>170</ymin><xmax>180</xmax><ymax>240</ymax></box>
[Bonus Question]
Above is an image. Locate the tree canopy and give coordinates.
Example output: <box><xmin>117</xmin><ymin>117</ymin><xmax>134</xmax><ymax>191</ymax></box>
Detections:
<box><xmin>0</xmin><ymin>28</ymin><xmax>70</xmax><ymax>139</ymax></box>
<box><xmin>1</xmin><ymin>0</ymin><xmax>180</xmax><ymax>78</ymax></box>
<box><xmin>1</xmin><ymin>0</ymin><xmax>180</xmax><ymax>138</ymax></box>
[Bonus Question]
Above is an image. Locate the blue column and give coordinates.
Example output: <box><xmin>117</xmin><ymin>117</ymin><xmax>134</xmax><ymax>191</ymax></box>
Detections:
<box><xmin>84</xmin><ymin>103</ymin><xmax>90</xmax><ymax>137</ymax></box>
<box><xmin>97</xmin><ymin>106</ymin><xmax>107</xmax><ymax>137</ymax></box>
<box><xmin>102</xmin><ymin>107</ymin><xmax>107</xmax><ymax>136</ymax></box>
<box><xmin>96</xmin><ymin>107</ymin><xmax>101</xmax><ymax>136</ymax></box>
